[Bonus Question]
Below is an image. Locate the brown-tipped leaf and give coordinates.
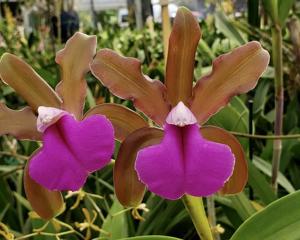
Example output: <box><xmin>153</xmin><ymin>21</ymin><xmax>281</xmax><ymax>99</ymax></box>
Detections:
<box><xmin>0</xmin><ymin>53</ymin><xmax>61</xmax><ymax>111</ymax></box>
<box><xmin>190</xmin><ymin>41</ymin><xmax>270</xmax><ymax>124</ymax></box>
<box><xmin>165</xmin><ymin>7</ymin><xmax>201</xmax><ymax>106</ymax></box>
<box><xmin>85</xmin><ymin>103</ymin><xmax>148</xmax><ymax>142</ymax></box>
<box><xmin>200</xmin><ymin>126</ymin><xmax>248</xmax><ymax>194</ymax></box>
<box><xmin>24</xmin><ymin>151</ymin><xmax>64</xmax><ymax>220</ymax></box>
<box><xmin>56</xmin><ymin>32</ymin><xmax>97</xmax><ymax>119</ymax></box>
<box><xmin>0</xmin><ymin>103</ymin><xmax>41</xmax><ymax>140</ymax></box>
<box><xmin>114</xmin><ymin>127</ymin><xmax>164</xmax><ymax>207</ymax></box>
<box><xmin>90</xmin><ymin>49</ymin><xmax>170</xmax><ymax>125</ymax></box>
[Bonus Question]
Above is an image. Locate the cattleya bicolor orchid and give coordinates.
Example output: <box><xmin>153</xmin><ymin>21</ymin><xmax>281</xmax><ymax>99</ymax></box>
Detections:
<box><xmin>0</xmin><ymin>33</ymin><xmax>115</xmax><ymax>219</ymax></box>
<box><xmin>89</xmin><ymin>7</ymin><xmax>270</xmax><ymax>205</ymax></box>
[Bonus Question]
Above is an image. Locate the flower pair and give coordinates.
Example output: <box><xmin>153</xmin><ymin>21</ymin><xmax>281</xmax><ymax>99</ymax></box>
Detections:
<box><xmin>0</xmin><ymin>7</ymin><xmax>270</xmax><ymax>218</ymax></box>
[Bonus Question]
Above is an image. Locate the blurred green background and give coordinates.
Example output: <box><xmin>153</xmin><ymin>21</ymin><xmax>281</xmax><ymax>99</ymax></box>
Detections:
<box><xmin>1</xmin><ymin>0</ymin><xmax>300</xmax><ymax>239</ymax></box>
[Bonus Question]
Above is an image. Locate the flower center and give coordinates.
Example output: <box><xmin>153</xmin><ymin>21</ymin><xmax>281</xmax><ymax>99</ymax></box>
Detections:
<box><xmin>166</xmin><ymin>101</ymin><xmax>197</xmax><ymax>127</ymax></box>
<box><xmin>37</xmin><ymin>106</ymin><xmax>68</xmax><ymax>132</ymax></box>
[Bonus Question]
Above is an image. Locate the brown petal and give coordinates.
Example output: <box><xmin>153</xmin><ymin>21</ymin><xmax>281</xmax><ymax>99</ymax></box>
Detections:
<box><xmin>56</xmin><ymin>32</ymin><xmax>97</xmax><ymax>119</ymax></box>
<box><xmin>200</xmin><ymin>126</ymin><xmax>248</xmax><ymax>195</ymax></box>
<box><xmin>84</xmin><ymin>103</ymin><xmax>148</xmax><ymax>142</ymax></box>
<box><xmin>90</xmin><ymin>49</ymin><xmax>170</xmax><ymax>125</ymax></box>
<box><xmin>165</xmin><ymin>7</ymin><xmax>201</xmax><ymax>107</ymax></box>
<box><xmin>24</xmin><ymin>150</ymin><xmax>64</xmax><ymax>220</ymax></box>
<box><xmin>114</xmin><ymin>127</ymin><xmax>164</xmax><ymax>207</ymax></box>
<box><xmin>0</xmin><ymin>103</ymin><xmax>41</xmax><ymax>140</ymax></box>
<box><xmin>0</xmin><ymin>53</ymin><xmax>61</xmax><ymax>111</ymax></box>
<box><xmin>190</xmin><ymin>41</ymin><xmax>270</xmax><ymax>124</ymax></box>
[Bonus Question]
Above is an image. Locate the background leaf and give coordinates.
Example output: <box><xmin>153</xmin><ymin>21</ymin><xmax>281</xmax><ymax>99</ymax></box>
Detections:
<box><xmin>231</xmin><ymin>190</ymin><xmax>300</xmax><ymax>240</ymax></box>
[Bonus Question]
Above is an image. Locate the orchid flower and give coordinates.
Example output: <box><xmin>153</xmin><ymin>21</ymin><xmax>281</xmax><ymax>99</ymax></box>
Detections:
<box><xmin>0</xmin><ymin>33</ymin><xmax>115</xmax><ymax>219</ymax></box>
<box><xmin>90</xmin><ymin>8</ymin><xmax>270</xmax><ymax>205</ymax></box>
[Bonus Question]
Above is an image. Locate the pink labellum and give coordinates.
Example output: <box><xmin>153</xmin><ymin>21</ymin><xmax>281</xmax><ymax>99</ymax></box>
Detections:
<box><xmin>166</xmin><ymin>101</ymin><xmax>197</xmax><ymax>127</ymax></box>
<box><xmin>30</xmin><ymin>113</ymin><xmax>114</xmax><ymax>191</ymax></box>
<box><xmin>135</xmin><ymin>123</ymin><xmax>235</xmax><ymax>200</ymax></box>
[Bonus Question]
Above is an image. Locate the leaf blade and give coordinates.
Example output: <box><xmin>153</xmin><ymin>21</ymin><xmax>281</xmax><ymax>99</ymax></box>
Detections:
<box><xmin>230</xmin><ymin>190</ymin><xmax>300</xmax><ymax>240</ymax></box>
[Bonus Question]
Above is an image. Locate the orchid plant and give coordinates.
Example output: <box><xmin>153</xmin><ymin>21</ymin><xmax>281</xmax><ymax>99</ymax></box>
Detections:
<box><xmin>0</xmin><ymin>6</ymin><xmax>271</xmax><ymax>239</ymax></box>
<box><xmin>89</xmin><ymin>7</ymin><xmax>269</xmax><ymax>207</ymax></box>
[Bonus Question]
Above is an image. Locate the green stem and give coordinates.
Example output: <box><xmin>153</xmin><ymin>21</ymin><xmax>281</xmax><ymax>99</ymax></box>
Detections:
<box><xmin>17</xmin><ymin>171</ymin><xmax>24</xmax><ymax>230</ymax></box>
<box><xmin>207</xmin><ymin>196</ymin><xmax>220</xmax><ymax>240</ymax></box>
<box><xmin>229</xmin><ymin>132</ymin><xmax>300</xmax><ymax>139</ymax></box>
<box><xmin>182</xmin><ymin>195</ymin><xmax>213</xmax><ymax>240</ymax></box>
<box><xmin>271</xmin><ymin>23</ymin><xmax>283</xmax><ymax>195</ymax></box>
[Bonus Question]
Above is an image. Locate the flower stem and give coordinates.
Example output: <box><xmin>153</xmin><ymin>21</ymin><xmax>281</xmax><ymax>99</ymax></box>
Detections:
<box><xmin>207</xmin><ymin>196</ymin><xmax>220</xmax><ymax>240</ymax></box>
<box><xmin>271</xmin><ymin>23</ymin><xmax>284</xmax><ymax>195</ymax></box>
<box><xmin>182</xmin><ymin>195</ymin><xmax>214</xmax><ymax>240</ymax></box>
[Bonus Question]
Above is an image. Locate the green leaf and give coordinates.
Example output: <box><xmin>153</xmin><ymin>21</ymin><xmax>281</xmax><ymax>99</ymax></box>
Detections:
<box><xmin>262</xmin><ymin>0</ymin><xmax>278</xmax><ymax>23</ymax></box>
<box><xmin>230</xmin><ymin>190</ymin><xmax>300</xmax><ymax>240</ymax></box>
<box><xmin>247</xmin><ymin>161</ymin><xmax>277</xmax><ymax>205</ymax></box>
<box><xmin>228</xmin><ymin>192</ymin><xmax>256</xmax><ymax>221</ymax></box>
<box><xmin>214</xmin><ymin>11</ymin><xmax>246</xmax><ymax>46</ymax></box>
<box><xmin>262</xmin><ymin>66</ymin><xmax>274</xmax><ymax>78</ymax></box>
<box><xmin>253</xmin><ymin>156</ymin><xmax>295</xmax><ymax>194</ymax></box>
<box><xmin>100</xmin><ymin>197</ymin><xmax>128</xmax><ymax>239</ymax></box>
<box><xmin>120</xmin><ymin>236</ymin><xmax>182</xmax><ymax>240</ymax></box>
<box><xmin>13</xmin><ymin>192</ymin><xmax>32</xmax><ymax>211</ymax></box>
<box><xmin>253</xmin><ymin>80</ymin><xmax>270</xmax><ymax>115</ymax></box>
<box><xmin>207</xmin><ymin>97</ymin><xmax>248</xmax><ymax>149</ymax></box>
<box><xmin>278</xmin><ymin>0</ymin><xmax>295</xmax><ymax>26</ymax></box>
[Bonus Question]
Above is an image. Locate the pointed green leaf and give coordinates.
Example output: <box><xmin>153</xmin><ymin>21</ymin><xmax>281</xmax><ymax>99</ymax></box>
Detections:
<box><xmin>215</xmin><ymin>11</ymin><xmax>246</xmax><ymax>45</ymax></box>
<box><xmin>253</xmin><ymin>156</ymin><xmax>295</xmax><ymax>193</ymax></box>
<box><xmin>100</xmin><ymin>198</ymin><xmax>128</xmax><ymax>239</ymax></box>
<box><xmin>278</xmin><ymin>0</ymin><xmax>295</xmax><ymax>26</ymax></box>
